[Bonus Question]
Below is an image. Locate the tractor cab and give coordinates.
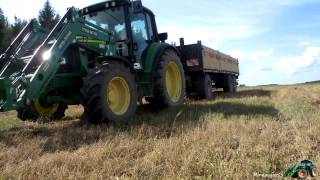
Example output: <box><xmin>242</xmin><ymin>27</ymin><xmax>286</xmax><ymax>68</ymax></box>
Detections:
<box><xmin>80</xmin><ymin>0</ymin><xmax>164</xmax><ymax>64</ymax></box>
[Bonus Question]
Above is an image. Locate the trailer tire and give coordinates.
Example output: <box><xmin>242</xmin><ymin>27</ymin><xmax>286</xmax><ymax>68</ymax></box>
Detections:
<box><xmin>196</xmin><ymin>74</ymin><xmax>213</xmax><ymax>99</ymax></box>
<box><xmin>81</xmin><ymin>61</ymin><xmax>138</xmax><ymax>124</ymax></box>
<box><xmin>17</xmin><ymin>102</ymin><xmax>67</xmax><ymax>121</ymax></box>
<box><xmin>223</xmin><ymin>75</ymin><xmax>235</xmax><ymax>93</ymax></box>
<box><xmin>148</xmin><ymin>50</ymin><xmax>186</xmax><ymax>109</ymax></box>
<box><xmin>232</xmin><ymin>76</ymin><xmax>237</xmax><ymax>92</ymax></box>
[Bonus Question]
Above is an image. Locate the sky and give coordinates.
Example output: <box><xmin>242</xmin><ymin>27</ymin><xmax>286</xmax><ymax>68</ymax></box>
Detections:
<box><xmin>0</xmin><ymin>0</ymin><xmax>320</xmax><ymax>86</ymax></box>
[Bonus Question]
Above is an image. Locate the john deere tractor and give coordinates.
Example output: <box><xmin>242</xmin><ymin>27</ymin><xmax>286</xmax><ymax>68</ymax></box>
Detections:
<box><xmin>0</xmin><ymin>0</ymin><xmax>185</xmax><ymax>123</ymax></box>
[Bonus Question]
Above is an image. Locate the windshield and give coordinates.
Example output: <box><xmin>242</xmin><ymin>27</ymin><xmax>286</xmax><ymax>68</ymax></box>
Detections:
<box><xmin>85</xmin><ymin>7</ymin><xmax>127</xmax><ymax>41</ymax></box>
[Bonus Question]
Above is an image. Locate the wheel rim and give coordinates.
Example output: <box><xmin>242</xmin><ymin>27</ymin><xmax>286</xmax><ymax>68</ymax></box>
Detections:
<box><xmin>34</xmin><ymin>99</ymin><xmax>59</xmax><ymax>116</ymax></box>
<box><xmin>107</xmin><ymin>77</ymin><xmax>131</xmax><ymax>115</ymax></box>
<box><xmin>297</xmin><ymin>169</ymin><xmax>307</xmax><ymax>178</ymax></box>
<box><xmin>165</xmin><ymin>61</ymin><xmax>182</xmax><ymax>103</ymax></box>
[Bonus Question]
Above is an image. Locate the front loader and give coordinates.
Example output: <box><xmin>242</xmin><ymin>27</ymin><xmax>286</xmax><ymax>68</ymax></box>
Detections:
<box><xmin>0</xmin><ymin>0</ymin><xmax>186</xmax><ymax>123</ymax></box>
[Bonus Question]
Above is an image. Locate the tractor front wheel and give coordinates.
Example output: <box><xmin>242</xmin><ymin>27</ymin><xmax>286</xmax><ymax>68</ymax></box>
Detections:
<box><xmin>81</xmin><ymin>61</ymin><xmax>138</xmax><ymax>124</ymax></box>
<box><xmin>297</xmin><ymin>169</ymin><xmax>308</xmax><ymax>179</ymax></box>
<box><xmin>17</xmin><ymin>100</ymin><xmax>67</xmax><ymax>121</ymax></box>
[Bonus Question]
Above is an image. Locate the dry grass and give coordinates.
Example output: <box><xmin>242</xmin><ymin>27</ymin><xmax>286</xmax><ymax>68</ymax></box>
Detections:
<box><xmin>0</xmin><ymin>84</ymin><xmax>320</xmax><ymax>179</ymax></box>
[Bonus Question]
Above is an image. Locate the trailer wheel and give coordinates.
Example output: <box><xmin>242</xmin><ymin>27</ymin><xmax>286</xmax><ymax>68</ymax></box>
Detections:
<box><xmin>17</xmin><ymin>101</ymin><xmax>67</xmax><ymax>121</ymax></box>
<box><xmin>223</xmin><ymin>75</ymin><xmax>235</xmax><ymax>93</ymax></box>
<box><xmin>196</xmin><ymin>74</ymin><xmax>213</xmax><ymax>99</ymax></box>
<box><xmin>81</xmin><ymin>61</ymin><xmax>137</xmax><ymax>124</ymax></box>
<box><xmin>149</xmin><ymin>49</ymin><xmax>186</xmax><ymax>109</ymax></box>
<box><xmin>232</xmin><ymin>76</ymin><xmax>237</xmax><ymax>92</ymax></box>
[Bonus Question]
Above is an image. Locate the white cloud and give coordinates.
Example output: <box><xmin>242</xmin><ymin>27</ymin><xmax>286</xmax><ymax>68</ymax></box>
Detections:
<box><xmin>298</xmin><ymin>41</ymin><xmax>310</xmax><ymax>47</ymax></box>
<box><xmin>272</xmin><ymin>46</ymin><xmax>320</xmax><ymax>74</ymax></box>
<box><xmin>159</xmin><ymin>22</ymin><xmax>262</xmax><ymax>49</ymax></box>
<box><xmin>229</xmin><ymin>49</ymin><xmax>274</xmax><ymax>61</ymax></box>
<box><xmin>158</xmin><ymin>25</ymin><xmax>222</xmax><ymax>49</ymax></box>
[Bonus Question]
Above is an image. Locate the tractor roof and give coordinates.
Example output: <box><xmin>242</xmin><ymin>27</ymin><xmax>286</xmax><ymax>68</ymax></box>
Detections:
<box><xmin>79</xmin><ymin>0</ymin><xmax>154</xmax><ymax>17</ymax></box>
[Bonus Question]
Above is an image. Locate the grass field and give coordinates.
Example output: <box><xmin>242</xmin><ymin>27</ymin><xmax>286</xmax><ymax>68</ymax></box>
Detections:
<box><xmin>0</xmin><ymin>83</ymin><xmax>319</xmax><ymax>179</ymax></box>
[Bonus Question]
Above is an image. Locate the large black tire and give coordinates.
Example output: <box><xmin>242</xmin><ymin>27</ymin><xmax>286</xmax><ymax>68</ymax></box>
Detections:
<box><xmin>148</xmin><ymin>49</ymin><xmax>186</xmax><ymax>109</ymax></box>
<box><xmin>296</xmin><ymin>169</ymin><xmax>308</xmax><ymax>179</ymax></box>
<box><xmin>81</xmin><ymin>61</ymin><xmax>138</xmax><ymax>124</ymax></box>
<box><xmin>196</xmin><ymin>73</ymin><xmax>213</xmax><ymax>99</ymax></box>
<box><xmin>311</xmin><ymin>167</ymin><xmax>317</xmax><ymax>177</ymax></box>
<box><xmin>232</xmin><ymin>76</ymin><xmax>237</xmax><ymax>92</ymax></box>
<box><xmin>17</xmin><ymin>102</ymin><xmax>67</xmax><ymax>121</ymax></box>
<box><xmin>223</xmin><ymin>75</ymin><xmax>236</xmax><ymax>93</ymax></box>
<box><xmin>311</xmin><ymin>168</ymin><xmax>317</xmax><ymax>177</ymax></box>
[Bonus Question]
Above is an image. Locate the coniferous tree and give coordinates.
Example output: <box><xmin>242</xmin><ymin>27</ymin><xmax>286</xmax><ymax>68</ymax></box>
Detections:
<box><xmin>0</xmin><ymin>8</ymin><xmax>10</xmax><ymax>53</ymax></box>
<box><xmin>38</xmin><ymin>0</ymin><xmax>60</xmax><ymax>29</ymax></box>
<box><xmin>11</xmin><ymin>16</ymin><xmax>27</xmax><ymax>37</ymax></box>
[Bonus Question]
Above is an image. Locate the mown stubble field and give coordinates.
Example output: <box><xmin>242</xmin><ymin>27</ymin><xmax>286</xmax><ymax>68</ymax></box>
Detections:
<box><xmin>0</xmin><ymin>83</ymin><xmax>319</xmax><ymax>179</ymax></box>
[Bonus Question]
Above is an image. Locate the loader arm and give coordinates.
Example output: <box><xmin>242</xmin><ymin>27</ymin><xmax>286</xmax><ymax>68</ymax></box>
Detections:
<box><xmin>0</xmin><ymin>19</ymin><xmax>47</xmax><ymax>74</ymax></box>
<box><xmin>0</xmin><ymin>19</ymin><xmax>38</xmax><ymax>70</ymax></box>
<box><xmin>0</xmin><ymin>7</ymin><xmax>112</xmax><ymax>111</ymax></box>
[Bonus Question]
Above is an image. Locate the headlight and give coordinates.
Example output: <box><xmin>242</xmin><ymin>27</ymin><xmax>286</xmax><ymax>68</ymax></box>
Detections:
<box><xmin>42</xmin><ymin>50</ymin><xmax>52</xmax><ymax>61</ymax></box>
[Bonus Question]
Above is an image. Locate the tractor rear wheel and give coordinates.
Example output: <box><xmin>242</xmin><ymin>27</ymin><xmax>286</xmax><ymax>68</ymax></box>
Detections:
<box><xmin>311</xmin><ymin>168</ymin><xmax>317</xmax><ymax>177</ymax></box>
<box><xmin>17</xmin><ymin>100</ymin><xmax>67</xmax><ymax>121</ymax></box>
<box><xmin>81</xmin><ymin>61</ymin><xmax>137</xmax><ymax>124</ymax></box>
<box><xmin>196</xmin><ymin>73</ymin><xmax>213</xmax><ymax>99</ymax></box>
<box><xmin>148</xmin><ymin>50</ymin><xmax>185</xmax><ymax>109</ymax></box>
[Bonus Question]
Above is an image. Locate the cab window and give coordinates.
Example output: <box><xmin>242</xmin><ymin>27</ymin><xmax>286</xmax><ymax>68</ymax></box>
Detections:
<box><xmin>85</xmin><ymin>7</ymin><xmax>127</xmax><ymax>41</ymax></box>
<box><xmin>131</xmin><ymin>13</ymin><xmax>148</xmax><ymax>60</ymax></box>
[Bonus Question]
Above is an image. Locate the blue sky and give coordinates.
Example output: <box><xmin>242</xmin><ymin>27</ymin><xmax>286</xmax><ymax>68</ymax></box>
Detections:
<box><xmin>1</xmin><ymin>0</ymin><xmax>320</xmax><ymax>86</ymax></box>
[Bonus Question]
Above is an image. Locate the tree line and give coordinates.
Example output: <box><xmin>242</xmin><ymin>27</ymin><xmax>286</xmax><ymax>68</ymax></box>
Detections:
<box><xmin>0</xmin><ymin>0</ymin><xmax>60</xmax><ymax>53</ymax></box>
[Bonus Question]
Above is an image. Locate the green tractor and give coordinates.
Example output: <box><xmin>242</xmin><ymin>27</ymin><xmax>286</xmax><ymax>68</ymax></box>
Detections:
<box><xmin>0</xmin><ymin>0</ymin><xmax>186</xmax><ymax>123</ymax></box>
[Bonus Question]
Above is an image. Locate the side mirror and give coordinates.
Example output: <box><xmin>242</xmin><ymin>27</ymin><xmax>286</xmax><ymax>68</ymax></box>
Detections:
<box><xmin>132</xmin><ymin>0</ymin><xmax>143</xmax><ymax>13</ymax></box>
<box><xmin>158</xmin><ymin>32</ymin><xmax>168</xmax><ymax>42</ymax></box>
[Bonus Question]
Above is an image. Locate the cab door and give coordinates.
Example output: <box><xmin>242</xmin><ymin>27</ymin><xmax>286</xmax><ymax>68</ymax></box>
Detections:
<box><xmin>130</xmin><ymin>11</ymin><xmax>155</xmax><ymax>62</ymax></box>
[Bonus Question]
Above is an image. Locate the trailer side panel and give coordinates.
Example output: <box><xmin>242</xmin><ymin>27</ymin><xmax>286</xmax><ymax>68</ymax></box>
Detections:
<box><xmin>203</xmin><ymin>46</ymin><xmax>239</xmax><ymax>74</ymax></box>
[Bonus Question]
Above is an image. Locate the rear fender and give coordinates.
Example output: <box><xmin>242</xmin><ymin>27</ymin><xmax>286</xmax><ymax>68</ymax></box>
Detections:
<box><xmin>142</xmin><ymin>42</ymin><xmax>180</xmax><ymax>73</ymax></box>
<box><xmin>139</xmin><ymin>42</ymin><xmax>180</xmax><ymax>97</ymax></box>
